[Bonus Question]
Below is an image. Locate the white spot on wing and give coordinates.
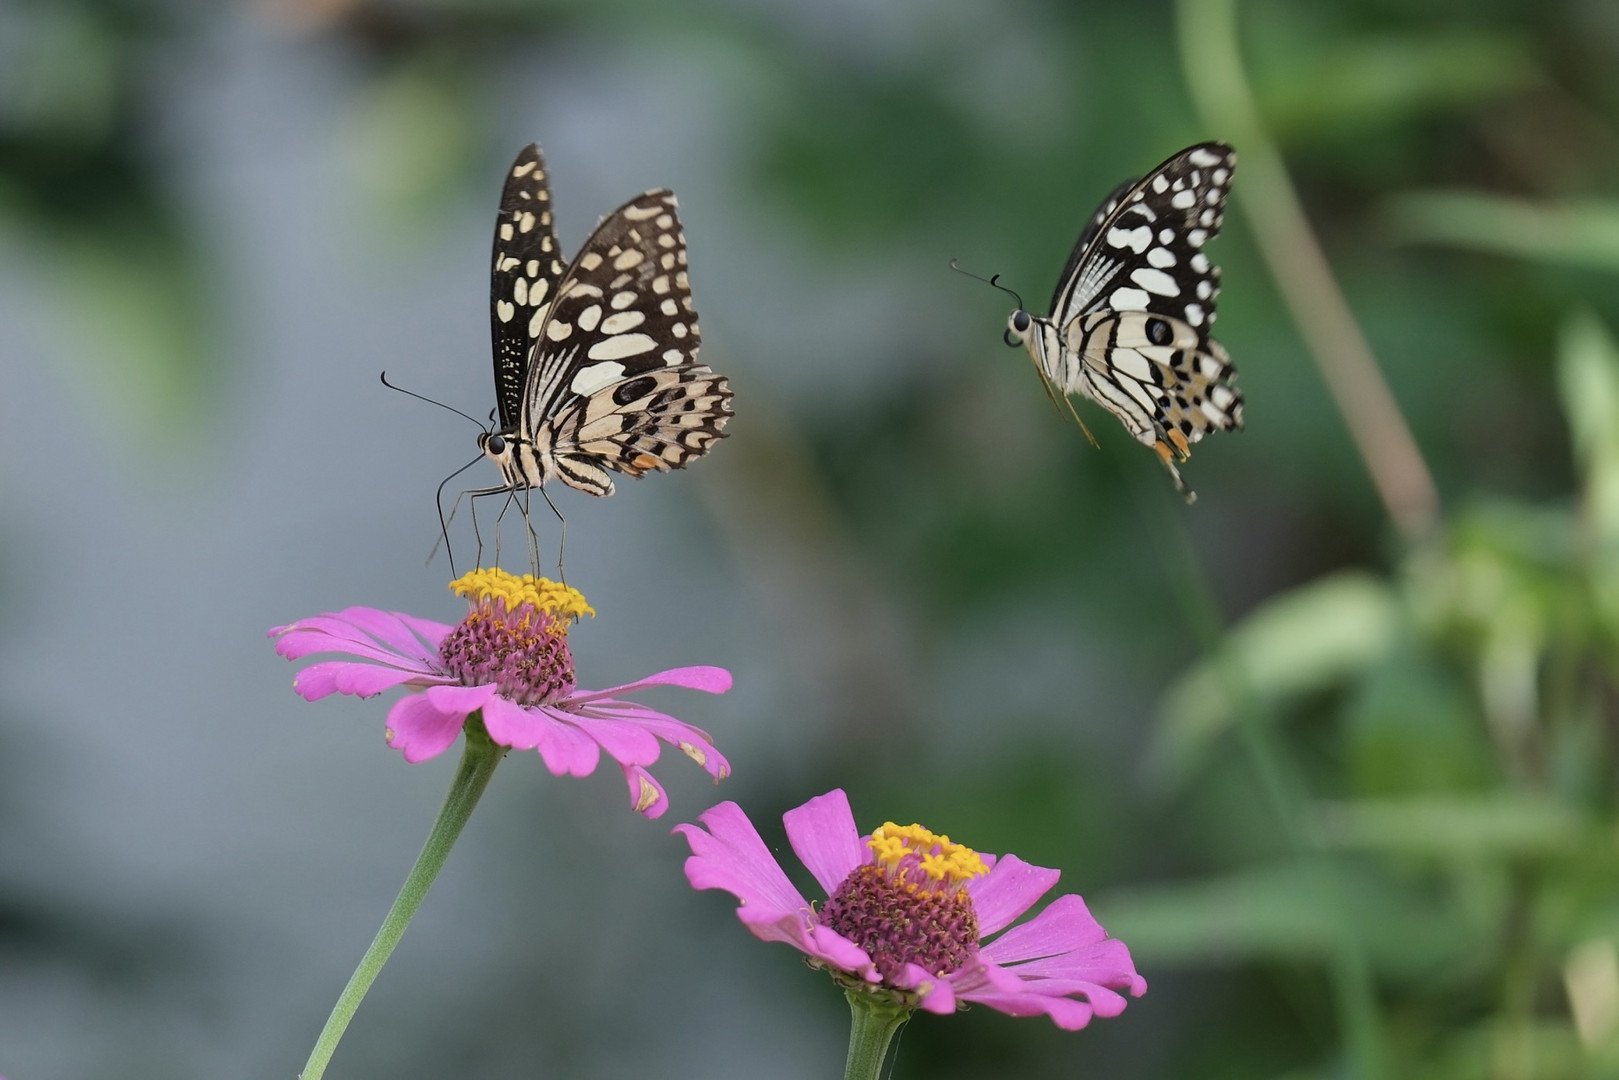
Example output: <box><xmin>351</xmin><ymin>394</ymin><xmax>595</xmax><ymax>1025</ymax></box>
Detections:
<box><xmin>1146</xmin><ymin>247</ymin><xmax>1176</xmax><ymax>268</ymax></box>
<box><xmin>1184</xmin><ymin>302</ymin><xmax>1205</xmax><ymax>327</ymax></box>
<box><xmin>1171</xmin><ymin>189</ymin><xmax>1196</xmax><ymax>210</ymax></box>
<box><xmin>1131</xmin><ymin>267</ymin><xmax>1179</xmax><ymax>296</ymax></box>
<box><xmin>587</xmin><ymin>333</ymin><xmax>656</xmax><ymax>361</ymax></box>
<box><xmin>1109</xmin><ymin>286</ymin><xmax>1151</xmax><ymax>311</ymax></box>
<box><xmin>496</xmin><ymin>301</ymin><xmax>514</xmax><ymax>322</ymax></box>
<box><xmin>613</xmin><ymin>249</ymin><xmax>645</xmax><ymax>271</ymax></box>
<box><xmin>577</xmin><ymin>304</ymin><xmax>602</xmax><ymax>333</ymax></box>
<box><xmin>1190</xmin><ymin>253</ymin><xmax>1210</xmax><ymax>273</ymax></box>
<box><xmin>514</xmin><ymin>278</ymin><xmax>528</xmax><ymax>305</ymax></box>
<box><xmin>571</xmin><ymin>361</ymin><xmax>626</xmax><ymax>396</ymax></box>
<box><xmin>601</xmin><ymin>310</ymin><xmax>646</xmax><ymax>334</ymax></box>
<box><xmin>1107</xmin><ymin>225</ymin><xmax>1152</xmax><ymax>253</ymax></box>
<box><xmin>1188</xmin><ymin>147</ymin><xmax>1222</xmax><ymax>167</ymax></box>
<box><xmin>622</xmin><ymin>203</ymin><xmax>662</xmax><ymax>221</ymax></box>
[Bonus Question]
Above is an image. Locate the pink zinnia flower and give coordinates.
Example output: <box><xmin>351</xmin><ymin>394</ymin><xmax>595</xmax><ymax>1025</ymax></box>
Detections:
<box><xmin>676</xmin><ymin>789</ymin><xmax>1145</xmax><ymax>1028</ymax></box>
<box><xmin>271</xmin><ymin>569</ymin><xmax>731</xmax><ymax>817</ymax></box>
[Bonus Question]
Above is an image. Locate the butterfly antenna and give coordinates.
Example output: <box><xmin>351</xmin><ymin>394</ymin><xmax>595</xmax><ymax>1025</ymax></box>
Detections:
<box><xmin>380</xmin><ymin>371</ymin><xmax>489</xmax><ymax>431</ymax></box>
<box><xmin>949</xmin><ymin>258</ymin><xmax>1025</xmax><ymax>311</ymax></box>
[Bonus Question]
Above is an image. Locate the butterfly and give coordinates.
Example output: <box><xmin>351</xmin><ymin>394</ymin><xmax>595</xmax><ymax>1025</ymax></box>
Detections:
<box><xmin>1001</xmin><ymin>142</ymin><xmax>1244</xmax><ymax>502</ymax></box>
<box><xmin>477</xmin><ymin>143</ymin><xmax>733</xmax><ymax>501</ymax></box>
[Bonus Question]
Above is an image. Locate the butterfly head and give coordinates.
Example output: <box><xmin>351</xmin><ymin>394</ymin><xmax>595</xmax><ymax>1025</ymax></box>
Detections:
<box><xmin>1005</xmin><ymin>308</ymin><xmax>1034</xmax><ymax>349</ymax></box>
<box><xmin>477</xmin><ymin>429</ymin><xmax>524</xmax><ymax>488</ymax></box>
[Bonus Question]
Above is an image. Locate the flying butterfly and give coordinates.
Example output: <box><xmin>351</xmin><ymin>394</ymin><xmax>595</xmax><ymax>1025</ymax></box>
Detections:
<box><xmin>477</xmin><ymin>143</ymin><xmax>732</xmax><ymax>507</ymax></box>
<box><xmin>998</xmin><ymin>142</ymin><xmax>1244</xmax><ymax>502</ymax></box>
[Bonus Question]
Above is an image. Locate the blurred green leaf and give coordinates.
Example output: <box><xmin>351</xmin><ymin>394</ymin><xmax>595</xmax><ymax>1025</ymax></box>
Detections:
<box><xmin>1429</xmin><ymin>1020</ymin><xmax>1598</xmax><ymax>1080</ymax></box>
<box><xmin>1311</xmin><ymin>796</ymin><xmax>1589</xmax><ymax>859</ymax></box>
<box><xmin>1388</xmin><ymin>193</ymin><xmax>1619</xmax><ymax>272</ymax></box>
<box><xmin>1558</xmin><ymin>312</ymin><xmax>1619</xmax><ymax>547</ymax></box>
<box><xmin>1097</xmin><ymin>859</ymin><xmax>1473</xmax><ymax>978</ymax></box>
<box><xmin>1152</xmin><ymin>572</ymin><xmax>1400</xmax><ymax>783</ymax></box>
<box><xmin>1255</xmin><ymin>33</ymin><xmax>1539</xmax><ymax>138</ymax></box>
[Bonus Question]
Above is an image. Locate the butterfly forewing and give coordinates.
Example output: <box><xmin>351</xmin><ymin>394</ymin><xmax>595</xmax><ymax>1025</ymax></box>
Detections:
<box><xmin>1054</xmin><ymin>143</ymin><xmax>1235</xmax><ymax>333</ymax></box>
<box><xmin>490</xmin><ymin>144</ymin><xmax>566</xmax><ymax>430</ymax></box>
<box><xmin>519</xmin><ymin>189</ymin><xmax>731</xmax><ymax>496</ymax></box>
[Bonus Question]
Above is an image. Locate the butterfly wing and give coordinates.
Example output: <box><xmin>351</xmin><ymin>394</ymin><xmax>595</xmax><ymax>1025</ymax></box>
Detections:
<box><xmin>1053</xmin><ymin>142</ymin><xmax>1235</xmax><ymax>329</ymax></box>
<box><xmin>1050</xmin><ymin>176</ymin><xmax>1137</xmax><ymax>315</ymax></box>
<box><xmin>518</xmin><ymin>189</ymin><xmax>732</xmax><ymax>496</ymax></box>
<box><xmin>490</xmin><ymin>144</ymin><xmax>566</xmax><ymax>431</ymax></box>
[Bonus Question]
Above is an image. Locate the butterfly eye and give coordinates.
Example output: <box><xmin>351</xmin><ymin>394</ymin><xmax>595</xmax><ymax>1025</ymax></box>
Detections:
<box><xmin>1012</xmin><ymin>310</ymin><xmax>1031</xmax><ymax>332</ymax></box>
<box><xmin>484</xmin><ymin>434</ymin><xmax>506</xmax><ymax>456</ymax></box>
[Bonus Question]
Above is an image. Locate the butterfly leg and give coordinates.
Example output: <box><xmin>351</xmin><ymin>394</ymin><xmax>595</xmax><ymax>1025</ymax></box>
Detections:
<box><xmin>537</xmin><ymin>484</ymin><xmax>567</xmax><ymax>585</ymax></box>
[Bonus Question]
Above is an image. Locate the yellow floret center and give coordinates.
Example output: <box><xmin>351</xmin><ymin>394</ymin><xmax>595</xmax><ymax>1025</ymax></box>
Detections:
<box><xmin>449</xmin><ymin>568</ymin><xmax>595</xmax><ymax>625</ymax></box>
<box><xmin>867</xmin><ymin>822</ymin><xmax>989</xmax><ymax>887</ymax></box>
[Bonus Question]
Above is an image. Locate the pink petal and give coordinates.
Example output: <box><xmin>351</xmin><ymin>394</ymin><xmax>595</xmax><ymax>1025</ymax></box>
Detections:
<box><xmin>952</xmin><ymin>986</ymin><xmax>1098</xmax><ymax>1030</ymax></box>
<box><xmin>569</xmin><ymin>665</ymin><xmax>733</xmax><ymax>705</ymax></box>
<box><xmin>675</xmin><ymin>801</ymin><xmax>814</xmax><ymax>921</ymax></box>
<box><xmin>968</xmin><ymin>854</ymin><xmax>1061</xmax><ymax>936</ymax></box>
<box><xmin>484</xmin><ymin>698</ymin><xmax>601</xmax><ymax>776</ymax></box>
<box><xmin>784</xmin><ymin>789</ymin><xmax>868</xmax><ymax>896</ymax></box>
<box><xmin>571</xmin><ymin>701</ymin><xmax>730</xmax><ymax>780</ymax></box>
<box><xmin>993</xmin><ymin>940</ymin><xmax>1147</xmax><ymax>998</ymax></box>
<box><xmin>271</xmin><ymin>608</ymin><xmax>448</xmax><ymax>670</ymax></box>
<box><xmin>291</xmin><ymin>660</ymin><xmax>444</xmax><ymax>701</ymax></box>
<box><xmin>385</xmin><ymin>693</ymin><xmax>472</xmax><ymax>762</ymax></box>
<box><xmin>623</xmin><ymin>764</ymin><xmax>669</xmax><ymax>818</ymax></box>
<box><xmin>562</xmin><ymin>711</ymin><xmax>664</xmax><ymax>767</ymax></box>
<box><xmin>981</xmin><ymin>893</ymin><xmax>1106</xmax><ymax>963</ymax></box>
<box><xmin>892</xmin><ymin>963</ymin><xmax>957</xmax><ymax>1015</ymax></box>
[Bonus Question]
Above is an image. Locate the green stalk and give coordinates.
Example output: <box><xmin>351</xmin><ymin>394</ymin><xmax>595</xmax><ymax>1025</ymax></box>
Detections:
<box><xmin>300</xmin><ymin>720</ymin><xmax>504</xmax><ymax>1080</ymax></box>
<box><xmin>842</xmin><ymin>991</ymin><xmax>912</xmax><ymax>1080</ymax></box>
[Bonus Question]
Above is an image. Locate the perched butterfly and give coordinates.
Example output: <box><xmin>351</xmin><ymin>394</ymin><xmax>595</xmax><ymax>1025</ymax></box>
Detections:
<box><xmin>1001</xmin><ymin>142</ymin><xmax>1244</xmax><ymax>502</ymax></box>
<box><xmin>478</xmin><ymin>143</ymin><xmax>732</xmax><ymax>500</ymax></box>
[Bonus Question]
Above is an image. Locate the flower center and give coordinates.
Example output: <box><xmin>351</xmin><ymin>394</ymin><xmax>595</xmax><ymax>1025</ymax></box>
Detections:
<box><xmin>436</xmin><ymin>569</ymin><xmax>594</xmax><ymax>706</ymax></box>
<box><xmin>819</xmin><ymin>822</ymin><xmax>989</xmax><ymax>982</ymax></box>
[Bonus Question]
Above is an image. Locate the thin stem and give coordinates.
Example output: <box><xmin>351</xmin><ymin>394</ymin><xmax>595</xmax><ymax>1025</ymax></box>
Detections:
<box><xmin>843</xmin><ymin>991</ymin><xmax>912</xmax><ymax>1080</ymax></box>
<box><xmin>300</xmin><ymin>721</ymin><xmax>505</xmax><ymax>1080</ymax></box>
<box><xmin>1176</xmin><ymin>0</ymin><xmax>1440</xmax><ymax>546</ymax></box>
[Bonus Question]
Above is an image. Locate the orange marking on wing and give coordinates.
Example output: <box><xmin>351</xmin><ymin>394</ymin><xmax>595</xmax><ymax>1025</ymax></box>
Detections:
<box><xmin>632</xmin><ymin>452</ymin><xmax>660</xmax><ymax>471</ymax></box>
<box><xmin>1167</xmin><ymin>429</ymin><xmax>1191</xmax><ymax>458</ymax></box>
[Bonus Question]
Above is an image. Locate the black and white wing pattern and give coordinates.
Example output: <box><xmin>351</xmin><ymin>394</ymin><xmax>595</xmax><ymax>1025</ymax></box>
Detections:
<box><xmin>1004</xmin><ymin>143</ymin><xmax>1244</xmax><ymax>502</ymax></box>
<box><xmin>480</xmin><ymin>169</ymin><xmax>732</xmax><ymax>498</ymax></box>
<box><xmin>489</xmin><ymin>144</ymin><xmax>565</xmax><ymax>432</ymax></box>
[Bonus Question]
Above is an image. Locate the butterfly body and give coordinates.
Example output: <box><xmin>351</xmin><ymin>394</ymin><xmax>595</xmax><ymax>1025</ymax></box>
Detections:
<box><xmin>1004</xmin><ymin>143</ymin><xmax>1243</xmax><ymax>501</ymax></box>
<box><xmin>479</xmin><ymin>144</ymin><xmax>732</xmax><ymax>500</ymax></box>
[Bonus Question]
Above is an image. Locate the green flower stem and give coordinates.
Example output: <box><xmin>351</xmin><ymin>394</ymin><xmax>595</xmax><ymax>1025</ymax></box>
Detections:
<box><xmin>843</xmin><ymin>991</ymin><xmax>912</xmax><ymax>1080</ymax></box>
<box><xmin>300</xmin><ymin>720</ymin><xmax>505</xmax><ymax>1080</ymax></box>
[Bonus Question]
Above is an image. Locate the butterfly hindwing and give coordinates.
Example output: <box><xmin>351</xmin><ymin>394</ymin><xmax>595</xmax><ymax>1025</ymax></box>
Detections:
<box><xmin>519</xmin><ymin>189</ymin><xmax>731</xmax><ymax>496</ymax></box>
<box><xmin>490</xmin><ymin>144</ymin><xmax>566</xmax><ymax>430</ymax></box>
